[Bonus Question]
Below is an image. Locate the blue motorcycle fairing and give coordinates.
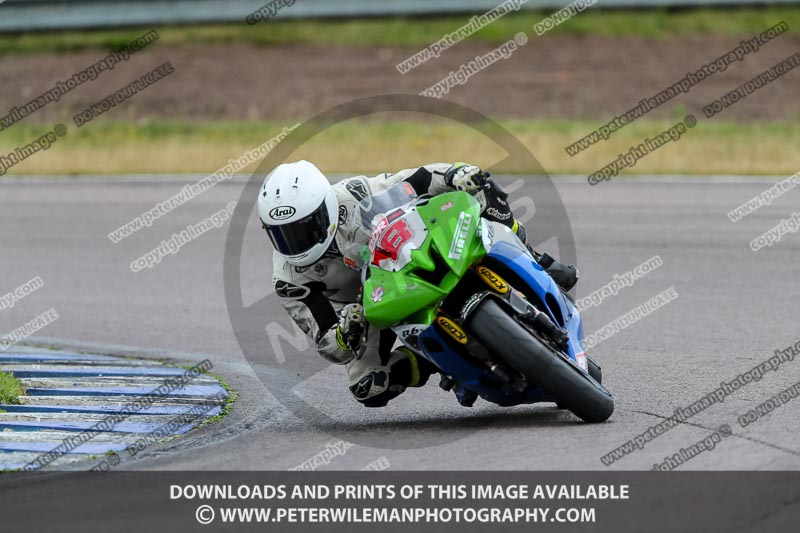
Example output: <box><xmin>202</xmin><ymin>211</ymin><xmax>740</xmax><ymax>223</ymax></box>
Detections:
<box><xmin>417</xmin><ymin>326</ymin><xmax>548</xmax><ymax>406</ymax></box>
<box><xmin>415</xmin><ymin>240</ymin><xmax>587</xmax><ymax>407</ymax></box>
<box><xmin>486</xmin><ymin>241</ymin><xmax>586</xmax><ymax>367</ymax></box>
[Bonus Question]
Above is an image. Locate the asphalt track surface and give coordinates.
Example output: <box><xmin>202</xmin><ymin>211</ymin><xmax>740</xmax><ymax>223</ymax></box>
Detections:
<box><xmin>1</xmin><ymin>175</ymin><xmax>798</xmax><ymax>471</ymax></box>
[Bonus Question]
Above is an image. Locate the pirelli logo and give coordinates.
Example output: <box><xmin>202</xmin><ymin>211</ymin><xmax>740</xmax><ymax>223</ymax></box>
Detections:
<box><xmin>437</xmin><ymin>316</ymin><xmax>468</xmax><ymax>344</ymax></box>
<box><xmin>477</xmin><ymin>266</ymin><xmax>510</xmax><ymax>294</ymax></box>
<box><xmin>448</xmin><ymin>211</ymin><xmax>473</xmax><ymax>260</ymax></box>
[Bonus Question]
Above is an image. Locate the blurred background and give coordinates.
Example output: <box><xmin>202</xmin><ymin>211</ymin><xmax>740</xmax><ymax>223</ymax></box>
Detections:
<box><xmin>1</xmin><ymin>0</ymin><xmax>799</xmax><ymax>177</ymax></box>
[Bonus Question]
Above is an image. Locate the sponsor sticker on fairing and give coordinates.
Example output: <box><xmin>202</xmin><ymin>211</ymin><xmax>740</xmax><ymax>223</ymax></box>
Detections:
<box><xmin>477</xmin><ymin>265</ymin><xmax>510</xmax><ymax>294</ymax></box>
<box><xmin>394</xmin><ymin>324</ymin><xmax>426</xmax><ymax>341</ymax></box>
<box><xmin>368</xmin><ymin>216</ymin><xmax>389</xmax><ymax>253</ymax></box>
<box><xmin>371</xmin><ymin>285</ymin><xmax>384</xmax><ymax>303</ymax></box>
<box><xmin>437</xmin><ymin>316</ymin><xmax>468</xmax><ymax>344</ymax></box>
<box><xmin>448</xmin><ymin>211</ymin><xmax>473</xmax><ymax>260</ymax></box>
<box><xmin>575</xmin><ymin>351</ymin><xmax>588</xmax><ymax>372</ymax></box>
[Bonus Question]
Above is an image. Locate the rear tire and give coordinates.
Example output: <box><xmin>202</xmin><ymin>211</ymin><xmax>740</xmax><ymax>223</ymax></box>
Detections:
<box><xmin>469</xmin><ymin>299</ymin><xmax>614</xmax><ymax>423</ymax></box>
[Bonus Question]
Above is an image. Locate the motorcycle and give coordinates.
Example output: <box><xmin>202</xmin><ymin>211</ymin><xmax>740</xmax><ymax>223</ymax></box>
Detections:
<box><xmin>343</xmin><ymin>181</ymin><xmax>613</xmax><ymax>423</ymax></box>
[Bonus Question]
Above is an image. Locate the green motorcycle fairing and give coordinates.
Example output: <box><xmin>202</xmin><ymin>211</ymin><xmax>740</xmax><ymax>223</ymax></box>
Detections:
<box><xmin>363</xmin><ymin>191</ymin><xmax>485</xmax><ymax>330</ymax></box>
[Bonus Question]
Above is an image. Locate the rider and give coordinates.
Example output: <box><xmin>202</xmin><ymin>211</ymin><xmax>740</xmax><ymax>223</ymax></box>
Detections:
<box><xmin>259</xmin><ymin>160</ymin><xmax>578</xmax><ymax>407</ymax></box>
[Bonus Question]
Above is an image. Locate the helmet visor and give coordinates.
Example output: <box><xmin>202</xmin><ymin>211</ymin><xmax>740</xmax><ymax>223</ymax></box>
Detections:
<box><xmin>265</xmin><ymin>200</ymin><xmax>331</xmax><ymax>257</ymax></box>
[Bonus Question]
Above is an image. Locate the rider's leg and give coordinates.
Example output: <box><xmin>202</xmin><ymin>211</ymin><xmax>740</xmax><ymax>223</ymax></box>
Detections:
<box><xmin>535</xmin><ymin>251</ymin><xmax>579</xmax><ymax>292</ymax></box>
<box><xmin>347</xmin><ymin>346</ymin><xmax>434</xmax><ymax>408</ymax></box>
<box><xmin>515</xmin><ymin>222</ymin><xmax>579</xmax><ymax>292</ymax></box>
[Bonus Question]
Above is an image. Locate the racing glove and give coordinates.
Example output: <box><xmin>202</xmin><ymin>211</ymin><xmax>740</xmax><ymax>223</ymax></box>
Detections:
<box><xmin>444</xmin><ymin>162</ymin><xmax>516</xmax><ymax>229</ymax></box>
<box><xmin>336</xmin><ymin>303</ymin><xmax>366</xmax><ymax>352</ymax></box>
<box><xmin>348</xmin><ymin>347</ymin><xmax>435</xmax><ymax>408</ymax></box>
<box><xmin>444</xmin><ymin>162</ymin><xmax>488</xmax><ymax>193</ymax></box>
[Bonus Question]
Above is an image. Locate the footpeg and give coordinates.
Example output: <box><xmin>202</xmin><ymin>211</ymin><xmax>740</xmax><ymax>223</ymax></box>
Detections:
<box><xmin>439</xmin><ymin>375</ymin><xmax>455</xmax><ymax>392</ymax></box>
<box><xmin>455</xmin><ymin>385</ymin><xmax>478</xmax><ymax>407</ymax></box>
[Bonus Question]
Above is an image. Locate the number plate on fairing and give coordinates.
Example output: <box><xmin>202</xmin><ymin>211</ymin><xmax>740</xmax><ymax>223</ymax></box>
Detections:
<box><xmin>367</xmin><ymin>208</ymin><xmax>427</xmax><ymax>272</ymax></box>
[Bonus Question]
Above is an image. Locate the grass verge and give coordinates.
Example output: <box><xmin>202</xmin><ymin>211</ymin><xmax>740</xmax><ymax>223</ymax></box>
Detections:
<box><xmin>2</xmin><ymin>7</ymin><xmax>800</xmax><ymax>54</ymax></box>
<box><xmin>174</xmin><ymin>364</ymin><xmax>237</xmax><ymax>428</ymax></box>
<box><xmin>0</xmin><ymin>371</ymin><xmax>23</xmax><ymax>405</ymax></box>
<box><xmin>199</xmin><ymin>371</ymin><xmax>237</xmax><ymax>427</ymax></box>
<box><xmin>1</xmin><ymin>117</ymin><xmax>799</xmax><ymax>176</ymax></box>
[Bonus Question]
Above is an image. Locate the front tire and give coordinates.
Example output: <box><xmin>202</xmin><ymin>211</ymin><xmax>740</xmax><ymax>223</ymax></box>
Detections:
<box><xmin>469</xmin><ymin>299</ymin><xmax>614</xmax><ymax>423</ymax></box>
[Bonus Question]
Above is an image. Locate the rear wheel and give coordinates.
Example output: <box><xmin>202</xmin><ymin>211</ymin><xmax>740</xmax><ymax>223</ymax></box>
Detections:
<box><xmin>469</xmin><ymin>299</ymin><xmax>614</xmax><ymax>423</ymax></box>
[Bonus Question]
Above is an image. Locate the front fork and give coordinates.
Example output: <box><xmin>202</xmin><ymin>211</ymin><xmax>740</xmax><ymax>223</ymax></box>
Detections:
<box><xmin>461</xmin><ymin>288</ymin><xmax>568</xmax><ymax>353</ymax></box>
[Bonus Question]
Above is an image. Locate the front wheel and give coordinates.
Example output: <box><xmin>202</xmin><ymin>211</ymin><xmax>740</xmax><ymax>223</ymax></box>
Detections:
<box><xmin>469</xmin><ymin>299</ymin><xmax>614</xmax><ymax>423</ymax></box>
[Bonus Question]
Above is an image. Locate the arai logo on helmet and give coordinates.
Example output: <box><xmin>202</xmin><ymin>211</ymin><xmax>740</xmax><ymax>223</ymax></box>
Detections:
<box><xmin>269</xmin><ymin>206</ymin><xmax>296</xmax><ymax>221</ymax></box>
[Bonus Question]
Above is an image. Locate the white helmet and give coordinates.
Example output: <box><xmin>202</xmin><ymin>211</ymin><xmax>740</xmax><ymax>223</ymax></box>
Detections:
<box><xmin>258</xmin><ymin>160</ymin><xmax>338</xmax><ymax>267</ymax></box>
